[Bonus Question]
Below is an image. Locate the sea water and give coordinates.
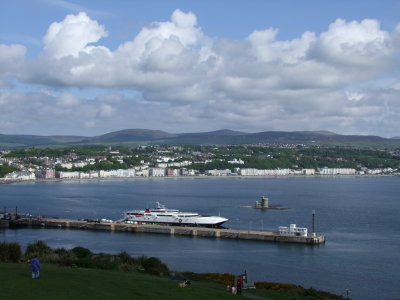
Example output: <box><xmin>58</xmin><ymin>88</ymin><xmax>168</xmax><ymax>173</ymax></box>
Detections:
<box><xmin>1</xmin><ymin>176</ymin><xmax>399</xmax><ymax>300</ymax></box>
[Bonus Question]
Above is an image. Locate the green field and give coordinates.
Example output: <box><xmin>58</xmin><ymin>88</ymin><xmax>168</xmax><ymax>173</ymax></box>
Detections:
<box><xmin>0</xmin><ymin>262</ymin><xmax>349</xmax><ymax>300</ymax></box>
<box><xmin>0</xmin><ymin>263</ymin><xmax>247</xmax><ymax>300</ymax></box>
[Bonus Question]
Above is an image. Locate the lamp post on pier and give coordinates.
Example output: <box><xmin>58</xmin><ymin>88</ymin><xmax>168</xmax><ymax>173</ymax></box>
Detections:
<box><xmin>345</xmin><ymin>288</ymin><xmax>350</xmax><ymax>299</ymax></box>
<box><xmin>312</xmin><ymin>209</ymin><xmax>315</xmax><ymax>234</ymax></box>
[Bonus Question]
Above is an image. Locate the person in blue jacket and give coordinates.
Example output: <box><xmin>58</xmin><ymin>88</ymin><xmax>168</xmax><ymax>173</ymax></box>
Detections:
<box><xmin>30</xmin><ymin>257</ymin><xmax>41</xmax><ymax>279</ymax></box>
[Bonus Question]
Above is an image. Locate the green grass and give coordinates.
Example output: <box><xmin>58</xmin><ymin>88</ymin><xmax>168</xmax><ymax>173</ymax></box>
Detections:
<box><xmin>0</xmin><ymin>263</ymin><xmax>348</xmax><ymax>300</ymax></box>
<box><xmin>0</xmin><ymin>263</ymin><xmax>251</xmax><ymax>300</ymax></box>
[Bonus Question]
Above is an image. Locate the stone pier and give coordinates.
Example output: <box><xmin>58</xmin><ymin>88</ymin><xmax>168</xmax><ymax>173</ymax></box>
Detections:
<box><xmin>7</xmin><ymin>218</ymin><xmax>325</xmax><ymax>245</ymax></box>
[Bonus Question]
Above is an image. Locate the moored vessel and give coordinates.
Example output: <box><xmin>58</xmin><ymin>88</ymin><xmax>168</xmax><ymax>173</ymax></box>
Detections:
<box><xmin>123</xmin><ymin>202</ymin><xmax>228</xmax><ymax>227</ymax></box>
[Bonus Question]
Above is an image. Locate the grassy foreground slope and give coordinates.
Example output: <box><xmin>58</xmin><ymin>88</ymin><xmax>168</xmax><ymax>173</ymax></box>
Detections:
<box><xmin>0</xmin><ymin>263</ymin><xmax>246</xmax><ymax>300</ymax></box>
<box><xmin>0</xmin><ymin>263</ymin><xmax>348</xmax><ymax>300</ymax></box>
<box><xmin>0</xmin><ymin>241</ymin><xmax>346</xmax><ymax>300</ymax></box>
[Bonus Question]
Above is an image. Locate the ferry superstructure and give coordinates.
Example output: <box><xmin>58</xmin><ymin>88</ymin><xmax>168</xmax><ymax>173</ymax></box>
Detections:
<box><xmin>123</xmin><ymin>202</ymin><xmax>228</xmax><ymax>227</ymax></box>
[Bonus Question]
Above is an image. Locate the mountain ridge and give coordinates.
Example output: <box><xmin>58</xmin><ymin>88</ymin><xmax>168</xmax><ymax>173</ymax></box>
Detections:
<box><xmin>0</xmin><ymin>129</ymin><xmax>399</xmax><ymax>149</ymax></box>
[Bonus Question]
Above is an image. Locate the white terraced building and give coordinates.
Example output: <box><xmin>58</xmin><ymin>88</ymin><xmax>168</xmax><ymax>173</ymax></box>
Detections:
<box><xmin>238</xmin><ymin>168</ymin><xmax>290</xmax><ymax>176</ymax></box>
<box><xmin>4</xmin><ymin>171</ymin><xmax>36</xmax><ymax>181</ymax></box>
<box><xmin>206</xmin><ymin>169</ymin><xmax>231</xmax><ymax>176</ymax></box>
<box><xmin>319</xmin><ymin>168</ymin><xmax>356</xmax><ymax>175</ymax></box>
<box><xmin>149</xmin><ymin>167</ymin><xmax>165</xmax><ymax>177</ymax></box>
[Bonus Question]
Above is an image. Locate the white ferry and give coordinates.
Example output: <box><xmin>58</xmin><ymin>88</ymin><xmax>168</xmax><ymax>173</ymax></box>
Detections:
<box><xmin>123</xmin><ymin>202</ymin><xmax>228</xmax><ymax>227</ymax></box>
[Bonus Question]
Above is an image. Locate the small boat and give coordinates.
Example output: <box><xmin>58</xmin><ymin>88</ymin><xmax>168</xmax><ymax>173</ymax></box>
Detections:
<box><xmin>123</xmin><ymin>202</ymin><xmax>228</xmax><ymax>227</ymax></box>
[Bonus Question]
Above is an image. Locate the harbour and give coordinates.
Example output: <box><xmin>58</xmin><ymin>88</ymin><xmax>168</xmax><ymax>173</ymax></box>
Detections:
<box><xmin>1</xmin><ymin>176</ymin><xmax>399</xmax><ymax>300</ymax></box>
<box><xmin>3</xmin><ymin>217</ymin><xmax>325</xmax><ymax>245</ymax></box>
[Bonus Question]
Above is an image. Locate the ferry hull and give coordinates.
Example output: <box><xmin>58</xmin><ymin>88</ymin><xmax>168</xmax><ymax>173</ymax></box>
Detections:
<box><xmin>124</xmin><ymin>202</ymin><xmax>228</xmax><ymax>228</ymax></box>
<box><xmin>125</xmin><ymin>217</ymin><xmax>228</xmax><ymax>227</ymax></box>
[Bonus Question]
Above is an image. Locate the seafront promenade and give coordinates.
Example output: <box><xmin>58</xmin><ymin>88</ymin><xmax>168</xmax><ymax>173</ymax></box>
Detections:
<box><xmin>1</xmin><ymin>217</ymin><xmax>325</xmax><ymax>245</ymax></box>
<box><xmin>1</xmin><ymin>173</ymin><xmax>397</xmax><ymax>186</ymax></box>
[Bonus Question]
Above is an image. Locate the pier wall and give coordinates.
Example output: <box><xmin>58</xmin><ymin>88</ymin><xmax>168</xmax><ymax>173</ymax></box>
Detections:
<box><xmin>7</xmin><ymin>218</ymin><xmax>325</xmax><ymax>245</ymax></box>
<box><xmin>0</xmin><ymin>220</ymin><xmax>9</xmax><ymax>228</ymax></box>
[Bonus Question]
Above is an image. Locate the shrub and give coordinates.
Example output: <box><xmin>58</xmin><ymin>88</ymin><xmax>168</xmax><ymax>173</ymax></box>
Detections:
<box><xmin>118</xmin><ymin>263</ymin><xmax>142</xmax><ymax>272</ymax></box>
<box><xmin>118</xmin><ymin>251</ymin><xmax>136</xmax><ymax>264</ymax></box>
<box><xmin>54</xmin><ymin>247</ymin><xmax>70</xmax><ymax>256</ymax></box>
<box><xmin>0</xmin><ymin>242</ymin><xmax>22</xmax><ymax>262</ymax></box>
<box><xmin>25</xmin><ymin>240</ymin><xmax>52</xmax><ymax>258</ymax></box>
<box><xmin>180</xmin><ymin>272</ymin><xmax>235</xmax><ymax>285</ymax></box>
<box><xmin>71</xmin><ymin>246</ymin><xmax>92</xmax><ymax>259</ymax></box>
<box><xmin>204</xmin><ymin>273</ymin><xmax>235</xmax><ymax>286</ymax></box>
<box><xmin>303</xmin><ymin>287</ymin><xmax>318</xmax><ymax>297</ymax></box>
<box><xmin>141</xmin><ymin>257</ymin><xmax>170</xmax><ymax>276</ymax></box>
<box><xmin>53</xmin><ymin>247</ymin><xmax>76</xmax><ymax>266</ymax></box>
<box><xmin>74</xmin><ymin>257</ymin><xmax>118</xmax><ymax>270</ymax></box>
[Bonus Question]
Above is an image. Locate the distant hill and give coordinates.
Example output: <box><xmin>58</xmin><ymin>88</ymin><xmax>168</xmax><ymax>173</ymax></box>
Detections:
<box><xmin>87</xmin><ymin>129</ymin><xmax>176</xmax><ymax>143</ymax></box>
<box><xmin>0</xmin><ymin>129</ymin><xmax>399</xmax><ymax>149</ymax></box>
<box><xmin>179</xmin><ymin>129</ymin><xmax>246</xmax><ymax>136</ymax></box>
<box><xmin>0</xmin><ymin>134</ymin><xmax>86</xmax><ymax>147</ymax></box>
<box><xmin>243</xmin><ymin>131</ymin><xmax>391</xmax><ymax>145</ymax></box>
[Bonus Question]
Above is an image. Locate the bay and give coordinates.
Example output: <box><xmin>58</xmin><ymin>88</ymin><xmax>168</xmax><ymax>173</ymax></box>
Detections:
<box><xmin>1</xmin><ymin>176</ymin><xmax>399</xmax><ymax>300</ymax></box>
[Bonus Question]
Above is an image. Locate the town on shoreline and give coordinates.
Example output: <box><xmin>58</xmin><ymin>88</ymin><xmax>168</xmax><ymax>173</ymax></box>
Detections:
<box><xmin>1</xmin><ymin>144</ymin><xmax>399</xmax><ymax>182</ymax></box>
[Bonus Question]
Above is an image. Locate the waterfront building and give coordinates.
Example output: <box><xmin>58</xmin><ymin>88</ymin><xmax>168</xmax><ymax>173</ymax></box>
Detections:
<box><xmin>180</xmin><ymin>168</ymin><xmax>196</xmax><ymax>176</ymax></box>
<box><xmin>166</xmin><ymin>168</ymin><xmax>179</xmax><ymax>176</ymax></box>
<box><xmin>56</xmin><ymin>171</ymin><xmax>80</xmax><ymax>179</ymax></box>
<box><xmin>238</xmin><ymin>168</ymin><xmax>290</xmax><ymax>176</ymax></box>
<box><xmin>238</xmin><ymin>168</ymin><xmax>262</xmax><ymax>176</ymax></box>
<box><xmin>319</xmin><ymin>168</ymin><xmax>356</xmax><ymax>175</ymax></box>
<box><xmin>205</xmin><ymin>169</ymin><xmax>231</xmax><ymax>176</ymax></box>
<box><xmin>89</xmin><ymin>171</ymin><xmax>99</xmax><ymax>178</ymax></box>
<box><xmin>117</xmin><ymin>168</ymin><xmax>136</xmax><ymax>177</ymax></box>
<box><xmin>149</xmin><ymin>167</ymin><xmax>165</xmax><ymax>177</ymax></box>
<box><xmin>4</xmin><ymin>171</ymin><xmax>36</xmax><ymax>181</ymax></box>
<box><xmin>302</xmin><ymin>169</ymin><xmax>315</xmax><ymax>175</ymax></box>
<box><xmin>99</xmin><ymin>170</ymin><xmax>119</xmax><ymax>178</ymax></box>
<box><xmin>35</xmin><ymin>169</ymin><xmax>55</xmax><ymax>179</ymax></box>
<box><xmin>79</xmin><ymin>172</ymin><xmax>91</xmax><ymax>179</ymax></box>
<box><xmin>135</xmin><ymin>168</ymin><xmax>149</xmax><ymax>177</ymax></box>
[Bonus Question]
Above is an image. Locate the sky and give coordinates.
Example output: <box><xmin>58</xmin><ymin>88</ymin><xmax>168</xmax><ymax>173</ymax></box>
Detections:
<box><xmin>1</xmin><ymin>0</ymin><xmax>400</xmax><ymax>137</ymax></box>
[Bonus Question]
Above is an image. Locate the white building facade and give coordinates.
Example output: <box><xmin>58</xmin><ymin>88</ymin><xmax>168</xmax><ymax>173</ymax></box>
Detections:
<box><xmin>319</xmin><ymin>168</ymin><xmax>356</xmax><ymax>175</ymax></box>
<box><xmin>278</xmin><ymin>224</ymin><xmax>308</xmax><ymax>237</ymax></box>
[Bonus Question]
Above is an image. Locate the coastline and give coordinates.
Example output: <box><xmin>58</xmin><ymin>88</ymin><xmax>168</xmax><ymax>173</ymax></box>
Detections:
<box><xmin>1</xmin><ymin>173</ymin><xmax>398</xmax><ymax>185</ymax></box>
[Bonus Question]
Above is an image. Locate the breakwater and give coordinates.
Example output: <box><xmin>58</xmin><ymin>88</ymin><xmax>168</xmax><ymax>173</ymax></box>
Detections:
<box><xmin>3</xmin><ymin>218</ymin><xmax>325</xmax><ymax>245</ymax></box>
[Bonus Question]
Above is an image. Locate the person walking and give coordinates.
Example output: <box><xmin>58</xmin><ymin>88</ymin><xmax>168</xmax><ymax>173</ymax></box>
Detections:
<box><xmin>236</xmin><ymin>276</ymin><xmax>243</xmax><ymax>295</ymax></box>
<box><xmin>30</xmin><ymin>257</ymin><xmax>41</xmax><ymax>279</ymax></box>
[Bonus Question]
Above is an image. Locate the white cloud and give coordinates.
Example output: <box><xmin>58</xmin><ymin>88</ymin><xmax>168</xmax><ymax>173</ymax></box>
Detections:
<box><xmin>57</xmin><ymin>92</ymin><xmax>81</xmax><ymax>107</ymax></box>
<box><xmin>0</xmin><ymin>44</ymin><xmax>26</xmax><ymax>85</ymax></box>
<box><xmin>99</xmin><ymin>104</ymin><xmax>115</xmax><ymax>117</ymax></box>
<box><xmin>43</xmin><ymin>11</ymin><xmax>108</xmax><ymax>58</ymax></box>
<box><xmin>312</xmin><ymin>19</ymin><xmax>393</xmax><ymax>69</ymax></box>
<box><xmin>0</xmin><ymin>44</ymin><xmax>26</xmax><ymax>63</ymax></box>
<box><xmin>84</xmin><ymin>120</ymin><xmax>96</xmax><ymax>128</ymax></box>
<box><xmin>28</xmin><ymin>11</ymin><xmax>398</xmax><ymax>93</ymax></box>
<box><xmin>1</xmin><ymin>10</ymin><xmax>400</xmax><ymax>137</ymax></box>
<box><xmin>346</xmin><ymin>92</ymin><xmax>364</xmax><ymax>102</ymax></box>
<box><xmin>115</xmin><ymin>9</ymin><xmax>204</xmax><ymax>67</ymax></box>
